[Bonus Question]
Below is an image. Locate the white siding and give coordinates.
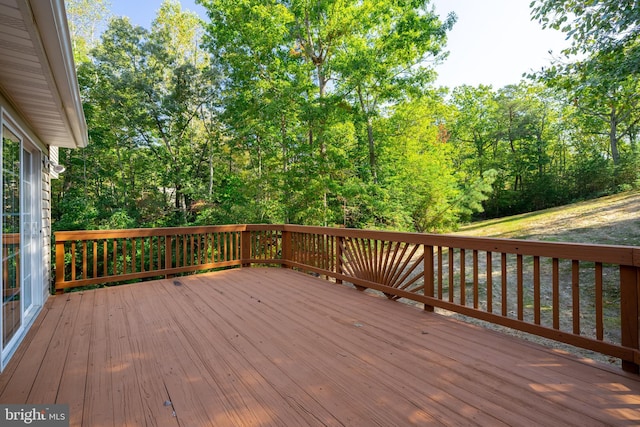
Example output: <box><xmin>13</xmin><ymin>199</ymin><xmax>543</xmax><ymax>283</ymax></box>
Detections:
<box><xmin>42</xmin><ymin>153</ymin><xmax>51</xmax><ymax>298</ymax></box>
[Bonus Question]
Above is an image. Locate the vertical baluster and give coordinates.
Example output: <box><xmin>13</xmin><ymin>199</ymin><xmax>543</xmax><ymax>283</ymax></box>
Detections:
<box><xmin>215</xmin><ymin>233</ymin><xmax>219</xmax><ymax>263</ymax></box>
<box><xmin>437</xmin><ymin>247</ymin><xmax>443</xmax><ymax>300</ymax></box>
<box><xmin>103</xmin><ymin>240</ymin><xmax>108</xmax><ymax>277</ymax></box>
<box><xmin>141</xmin><ymin>237</ymin><xmax>146</xmax><ymax>272</ymax></box>
<box><xmin>552</xmin><ymin>258</ymin><xmax>559</xmax><ymax>330</ymax></box>
<box><xmin>572</xmin><ymin>260</ymin><xmax>580</xmax><ymax>335</ymax></box>
<box><xmin>175</xmin><ymin>236</ymin><xmax>180</xmax><ymax>268</ymax></box>
<box><xmin>93</xmin><ymin>241</ymin><xmax>98</xmax><ymax>278</ymax></box>
<box><xmin>71</xmin><ymin>242</ymin><xmax>76</xmax><ymax>281</ymax></box>
<box><xmin>486</xmin><ymin>251</ymin><xmax>493</xmax><ymax>313</ymax></box>
<box><xmin>448</xmin><ymin>248</ymin><xmax>454</xmax><ymax>303</ymax></box>
<box><xmin>157</xmin><ymin>236</ymin><xmax>163</xmax><ymax>271</ymax></box>
<box><xmin>203</xmin><ymin>233</ymin><xmax>209</xmax><ymax>264</ymax></box>
<box><xmin>381</xmin><ymin>241</ymin><xmax>393</xmax><ymax>285</ymax></box>
<box><xmin>595</xmin><ymin>262</ymin><xmax>603</xmax><ymax>341</ymax></box>
<box><xmin>501</xmin><ymin>253</ymin><xmax>507</xmax><ymax>316</ymax></box>
<box><xmin>183</xmin><ymin>235</ymin><xmax>188</xmax><ymax>267</ymax></box>
<box><xmin>473</xmin><ymin>250</ymin><xmax>479</xmax><ymax>309</ymax></box>
<box><xmin>165</xmin><ymin>235</ymin><xmax>173</xmax><ymax>272</ymax></box>
<box><xmin>533</xmin><ymin>256</ymin><xmax>541</xmax><ymax>325</ymax></box>
<box><xmin>324</xmin><ymin>234</ymin><xmax>329</xmax><ymax>272</ymax></box>
<box><xmin>517</xmin><ymin>254</ymin><xmax>524</xmax><ymax>321</ymax></box>
<box><xmin>82</xmin><ymin>241</ymin><xmax>88</xmax><ymax>280</ymax></box>
<box><xmin>132</xmin><ymin>238</ymin><xmax>137</xmax><ymax>274</ymax></box>
<box><xmin>329</xmin><ymin>234</ymin><xmax>334</xmax><ymax>273</ymax></box>
<box><xmin>460</xmin><ymin>248</ymin><xmax>466</xmax><ymax>306</ymax></box>
<box><xmin>376</xmin><ymin>240</ymin><xmax>384</xmax><ymax>283</ymax></box>
<box><xmin>252</xmin><ymin>231</ymin><xmax>257</xmax><ymax>260</ymax></box>
<box><xmin>224</xmin><ymin>232</ymin><xmax>228</xmax><ymax>262</ymax></box>
<box><xmin>365</xmin><ymin>239</ymin><xmax>373</xmax><ymax>280</ymax></box>
<box><xmin>227</xmin><ymin>231</ymin><xmax>231</xmax><ymax>262</ymax></box>
<box><xmin>218</xmin><ymin>233</ymin><xmax>227</xmax><ymax>262</ymax></box>
<box><xmin>190</xmin><ymin>234</ymin><xmax>195</xmax><ymax>266</ymax></box>
<box><xmin>113</xmin><ymin>239</ymin><xmax>117</xmax><ymax>275</ymax></box>
<box><xmin>122</xmin><ymin>238</ymin><xmax>127</xmax><ymax>274</ymax></box>
<box><xmin>149</xmin><ymin>237</ymin><xmax>154</xmax><ymax>272</ymax></box>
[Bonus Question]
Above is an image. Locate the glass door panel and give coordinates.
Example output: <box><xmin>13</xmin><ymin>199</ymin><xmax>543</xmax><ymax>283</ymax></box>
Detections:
<box><xmin>22</xmin><ymin>149</ymin><xmax>33</xmax><ymax>315</ymax></box>
<box><xmin>2</xmin><ymin>125</ymin><xmax>20</xmax><ymax>348</ymax></box>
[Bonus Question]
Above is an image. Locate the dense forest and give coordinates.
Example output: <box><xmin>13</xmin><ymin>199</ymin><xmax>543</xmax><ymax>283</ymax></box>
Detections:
<box><xmin>56</xmin><ymin>0</ymin><xmax>640</xmax><ymax>233</ymax></box>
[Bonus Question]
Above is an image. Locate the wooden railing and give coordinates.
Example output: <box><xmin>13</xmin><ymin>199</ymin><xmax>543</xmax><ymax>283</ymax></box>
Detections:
<box><xmin>55</xmin><ymin>224</ymin><xmax>640</xmax><ymax>373</ymax></box>
<box><xmin>55</xmin><ymin>225</ymin><xmax>247</xmax><ymax>290</ymax></box>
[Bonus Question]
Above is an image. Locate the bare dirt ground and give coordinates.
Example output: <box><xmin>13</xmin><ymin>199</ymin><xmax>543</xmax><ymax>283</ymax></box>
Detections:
<box><xmin>444</xmin><ymin>191</ymin><xmax>640</xmax><ymax>367</ymax></box>
<box><xmin>343</xmin><ymin>192</ymin><xmax>640</xmax><ymax>367</ymax></box>
<box><xmin>456</xmin><ymin>191</ymin><xmax>640</xmax><ymax>246</ymax></box>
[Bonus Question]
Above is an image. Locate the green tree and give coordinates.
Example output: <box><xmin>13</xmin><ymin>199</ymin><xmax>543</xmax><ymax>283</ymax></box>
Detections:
<box><xmin>198</xmin><ymin>0</ymin><xmax>457</xmax><ymax>226</ymax></box>
<box><xmin>57</xmin><ymin>0</ymin><xmax>224</xmax><ymax>229</ymax></box>
<box><xmin>65</xmin><ymin>0</ymin><xmax>111</xmax><ymax>61</ymax></box>
<box><xmin>531</xmin><ymin>0</ymin><xmax>640</xmax><ymax>59</ymax></box>
<box><xmin>531</xmin><ymin>0</ymin><xmax>640</xmax><ymax>175</ymax></box>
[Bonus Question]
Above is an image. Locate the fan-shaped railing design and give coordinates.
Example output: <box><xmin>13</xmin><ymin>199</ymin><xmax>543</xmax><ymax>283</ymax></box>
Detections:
<box><xmin>340</xmin><ymin>237</ymin><xmax>424</xmax><ymax>299</ymax></box>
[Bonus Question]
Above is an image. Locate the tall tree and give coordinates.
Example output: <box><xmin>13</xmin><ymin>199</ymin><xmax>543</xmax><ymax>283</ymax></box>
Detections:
<box><xmin>531</xmin><ymin>0</ymin><xmax>640</xmax><ymax>176</ymax></box>
<box><xmin>61</xmin><ymin>1</ymin><xmax>222</xmax><ymax>227</ymax></box>
<box><xmin>65</xmin><ymin>0</ymin><xmax>111</xmax><ymax>60</ymax></box>
<box><xmin>198</xmin><ymin>0</ymin><xmax>456</xmax><ymax>225</ymax></box>
<box><xmin>334</xmin><ymin>1</ymin><xmax>455</xmax><ymax>182</ymax></box>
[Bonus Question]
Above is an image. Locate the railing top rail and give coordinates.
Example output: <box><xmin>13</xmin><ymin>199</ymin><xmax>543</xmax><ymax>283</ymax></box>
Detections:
<box><xmin>281</xmin><ymin>225</ymin><xmax>640</xmax><ymax>266</ymax></box>
<box><xmin>55</xmin><ymin>224</ymin><xmax>248</xmax><ymax>241</ymax></box>
<box><xmin>54</xmin><ymin>223</ymin><xmax>640</xmax><ymax>266</ymax></box>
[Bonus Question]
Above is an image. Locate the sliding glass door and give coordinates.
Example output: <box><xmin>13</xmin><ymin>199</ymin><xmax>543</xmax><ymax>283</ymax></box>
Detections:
<box><xmin>1</xmin><ymin>118</ymin><xmax>41</xmax><ymax>365</ymax></box>
<box><xmin>2</xmin><ymin>124</ymin><xmax>21</xmax><ymax>349</ymax></box>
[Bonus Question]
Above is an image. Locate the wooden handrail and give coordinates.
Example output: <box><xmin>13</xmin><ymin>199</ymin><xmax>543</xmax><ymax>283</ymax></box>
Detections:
<box><xmin>54</xmin><ymin>224</ymin><xmax>640</xmax><ymax>373</ymax></box>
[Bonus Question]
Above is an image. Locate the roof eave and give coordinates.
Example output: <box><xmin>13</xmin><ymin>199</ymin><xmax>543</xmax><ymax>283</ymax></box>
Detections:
<box><xmin>28</xmin><ymin>0</ymin><xmax>88</xmax><ymax>149</ymax></box>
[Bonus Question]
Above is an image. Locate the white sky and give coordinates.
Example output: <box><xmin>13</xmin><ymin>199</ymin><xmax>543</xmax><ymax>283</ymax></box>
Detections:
<box><xmin>431</xmin><ymin>0</ymin><xmax>570</xmax><ymax>88</ymax></box>
<box><xmin>110</xmin><ymin>0</ymin><xmax>570</xmax><ymax>89</ymax></box>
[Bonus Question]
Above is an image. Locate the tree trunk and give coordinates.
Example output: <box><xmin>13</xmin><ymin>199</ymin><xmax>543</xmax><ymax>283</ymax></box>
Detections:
<box><xmin>208</xmin><ymin>151</ymin><xmax>213</xmax><ymax>196</ymax></box>
<box><xmin>357</xmin><ymin>85</ymin><xmax>377</xmax><ymax>183</ymax></box>
<box><xmin>610</xmin><ymin>106</ymin><xmax>620</xmax><ymax>165</ymax></box>
<box><xmin>366</xmin><ymin>118</ymin><xmax>377</xmax><ymax>183</ymax></box>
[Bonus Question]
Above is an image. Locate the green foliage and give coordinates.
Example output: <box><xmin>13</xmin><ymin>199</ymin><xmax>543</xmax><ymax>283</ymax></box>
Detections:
<box><xmin>530</xmin><ymin>0</ymin><xmax>640</xmax><ymax>57</ymax></box>
<box><xmin>54</xmin><ymin>0</ymin><xmax>640</xmax><ymax>236</ymax></box>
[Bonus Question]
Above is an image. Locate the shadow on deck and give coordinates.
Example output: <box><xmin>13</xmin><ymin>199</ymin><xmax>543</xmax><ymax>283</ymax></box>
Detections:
<box><xmin>2</xmin><ymin>268</ymin><xmax>640</xmax><ymax>426</ymax></box>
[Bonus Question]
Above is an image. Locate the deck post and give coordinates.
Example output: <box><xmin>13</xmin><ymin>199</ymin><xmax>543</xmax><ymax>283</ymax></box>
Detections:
<box><xmin>54</xmin><ymin>237</ymin><xmax>65</xmax><ymax>294</ymax></box>
<box><xmin>620</xmin><ymin>265</ymin><xmax>640</xmax><ymax>373</ymax></box>
<box><xmin>424</xmin><ymin>245</ymin><xmax>434</xmax><ymax>312</ymax></box>
<box><xmin>241</xmin><ymin>229</ymin><xmax>251</xmax><ymax>267</ymax></box>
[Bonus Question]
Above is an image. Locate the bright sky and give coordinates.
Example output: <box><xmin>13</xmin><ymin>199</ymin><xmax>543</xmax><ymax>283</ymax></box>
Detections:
<box><xmin>431</xmin><ymin>0</ymin><xmax>569</xmax><ymax>88</ymax></box>
<box><xmin>109</xmin><ymin>0</ymin><xmax>570</xmax><ymax>89</ymax></box>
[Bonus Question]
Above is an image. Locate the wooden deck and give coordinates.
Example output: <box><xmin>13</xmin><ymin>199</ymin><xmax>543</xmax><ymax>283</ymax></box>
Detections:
<box><xmin>1</xmin><ymin>268</ymin><xmax>640</xmax><ymax>426</ymax></box>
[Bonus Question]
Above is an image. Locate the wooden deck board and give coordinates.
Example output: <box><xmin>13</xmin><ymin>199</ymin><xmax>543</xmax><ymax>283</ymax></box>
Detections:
<box><xmin>1</xmin><ymin>268</ymin><xmax>640</xmax><ymax>426</ymax></box>
<box><xmin>56</xmin><ymin>291</ymin><xmax>94</xmax><ymax>427</ymax></box>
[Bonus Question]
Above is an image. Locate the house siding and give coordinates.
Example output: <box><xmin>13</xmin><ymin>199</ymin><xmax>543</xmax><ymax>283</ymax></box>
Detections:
<box><xmin>42</xmin><ymin>156</ymin><xmax>51</xmax><ymax>298</ymax></box>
